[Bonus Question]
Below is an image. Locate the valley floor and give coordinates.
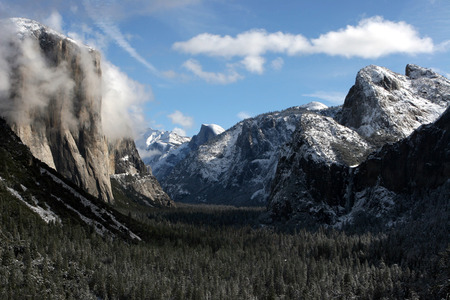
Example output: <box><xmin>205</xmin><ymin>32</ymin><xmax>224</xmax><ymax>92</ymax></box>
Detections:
<box><xmin>0</xmin><ymin>192</ymin><xmax>448</xmax><ymax>299</ymax></box>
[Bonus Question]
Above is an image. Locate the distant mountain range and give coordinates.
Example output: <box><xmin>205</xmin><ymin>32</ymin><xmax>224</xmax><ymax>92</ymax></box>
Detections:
<box><xmin>136</xmin><ymin>124</ymin><xmax>224</xmax><ymax>181</ymax></box>
<box><xmin>153</xmin><ymin>64</ymin><xmax>449</xmax><ymax>228</ymax></box>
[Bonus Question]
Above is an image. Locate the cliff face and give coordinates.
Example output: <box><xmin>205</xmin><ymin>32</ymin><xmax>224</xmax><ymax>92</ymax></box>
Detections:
<box><xmin>2</xmin><ymin>18</ymin><xmax>113</xmax><ymax>202</ymax></box>
<box><xmin>0</xmin><ymin>18</ymin><xmax>171</xmax><ymax>206</ymax></box>
<box><xmin>109</xmin><ymin>138</ymin><xmax>173</xmax><ymax>207</ymax></box>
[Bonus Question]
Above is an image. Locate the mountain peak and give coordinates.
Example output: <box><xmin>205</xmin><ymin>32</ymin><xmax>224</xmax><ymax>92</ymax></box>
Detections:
<box><xmin>405</xmin><ymin>64</ymin><xmax>440</xmax><ymax>79</ymax></box>
<box><xmin>300</xmin><ymin>101</ymin><xmax>328</xmax><ymax>111</ymax></box>
<box><xmin>339</xmin><ymin>64</ymin><xmax>449</xmax><ymax>145</ymax></box>
<box><xmin>6</xmin><ymin>17</ymin><xmax>92</xmax><ymax>51</ymax></box>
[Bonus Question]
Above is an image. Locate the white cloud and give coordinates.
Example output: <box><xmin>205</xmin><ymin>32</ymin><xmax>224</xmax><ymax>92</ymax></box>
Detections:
<box><xmin>271</xmin><ymin>57</ymin><xmax>284</xmax><ymax>70</ymax></box>
<box><xmin>303</xmin><ymin>91</ymin><xmax>347</xmax><ymax>104</ymax></box>
<box><xmin>237</xmin><ymin>111</ymin><xmax>252</xmax><ymax>120</ymax></box>
<box><xmin>310</xmin><ymin>16</ymin><xmax>434</xmax><ymax>58</ymax></box>
<box><xmin>101</xmin><ymin>61</ymin><xmax>153</xmax><ymax>140</ymax></box>
<box><xmin>182</xmin><ymin>59</ymin><xmax>243</xmax><ymax>84</ymax></box>
<box><xmin>174</xmin><ymin>17</ymin><xmax>434</xmax><ymax>59</ymax></box>
<box><xmin>43</xmin><ymin>10</ymin><xmax>63</xmax><ymax>33</ymax></box>
<box><xmin>241</xmin><ymin>55</ymin><xmax>265</xmax><ymax>74</ymax></box>
<box><xmin>173</xmin><ymin>29</ymin><xmax>310</xmax><ymax>57</ymax></box>
<box><xmin>172</xmin><ymin>127</ymin><xmax>187</xmax><ymax>136</ymax></box>
<box><xmin>173</xmin><ymin>16</ymin><xmax>437</xmax><ymax>79</ymax></box>
<box><xmin>168</xmin><ymin>110</ymin><xmax>194</xmax><ymax>129</ymax></box>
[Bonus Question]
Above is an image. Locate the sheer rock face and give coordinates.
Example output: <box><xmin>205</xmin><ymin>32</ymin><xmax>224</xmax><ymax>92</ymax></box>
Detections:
<box><xmin>1</xmin><ymin>18</ymin><xmax>171</xmax><ymax>206</ymax></box>
<box><xmin>268</xmin><ymin>65</ymin><xmax>450</xmax><ymax>227</ymax></box>
<box><xmin>1</xmin><ymin>18</ymin><xmax>113</xmax><ymax>202</ymax></box>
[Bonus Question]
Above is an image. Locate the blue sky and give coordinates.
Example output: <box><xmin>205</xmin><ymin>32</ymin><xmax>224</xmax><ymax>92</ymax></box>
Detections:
<box><xmin>1</xmin><ymin>0</ymin><xmax>449</xmax><ymax>136</ymax></box>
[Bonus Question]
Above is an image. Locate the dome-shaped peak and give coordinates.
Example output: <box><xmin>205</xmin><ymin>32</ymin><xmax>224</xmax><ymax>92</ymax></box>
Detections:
<box><xmin>300</xmin><ymin>101</ymin><xmax>328</xmax><ymax>111</ymax></box>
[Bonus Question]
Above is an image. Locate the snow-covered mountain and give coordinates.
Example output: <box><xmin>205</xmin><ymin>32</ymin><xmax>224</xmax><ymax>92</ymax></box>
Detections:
<box><xmin>137</xmin><ymin>124</ymin><xmax>224</xmax><ymax>180</ymax></box>
<box><xmin>338</xmin><ymin>64</ymin><xmax>449</xmax><ymax>145</ymax></box>
<box><xmin>162</xmin><ymin>107</ymin><xmax>322</xmax><ymax>206</ymax></box>
<box><xmin>162</xmin><ymin>64</ymin><xmax>449</xmax><ymax>210</ymax></box>
<box><xmin>268</xmin><ymin>64</ymin><xmax>450</xmax><ymax>227</ymax></box>
<box><xmin>136</xmin><ymin>128</ymin><xmax>191</xmax><ymax>166</ymax></box>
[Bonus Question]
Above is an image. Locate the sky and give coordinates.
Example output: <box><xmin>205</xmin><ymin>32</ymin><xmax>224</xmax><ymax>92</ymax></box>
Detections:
<box><xmin>1</xmin><ymin>0</ymin><xmax>449</xmax><ymax>137</ymax></box>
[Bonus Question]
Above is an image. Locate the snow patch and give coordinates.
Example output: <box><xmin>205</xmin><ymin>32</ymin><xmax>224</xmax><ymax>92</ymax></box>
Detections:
<box><xmin>6</xmin><ymin>187</ymin><xmax>60</xmax><ymax>224</ymax></box>
<box><xmin>41</xmin><ymin>168</ymin><xmax>141</xmax><ymax>240</ymax></box>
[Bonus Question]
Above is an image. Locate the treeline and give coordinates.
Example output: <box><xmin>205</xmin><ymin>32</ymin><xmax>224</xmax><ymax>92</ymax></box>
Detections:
<box><xmin>0</xmin><ymin>189</ymin><xmax>448</xmax><ymax>299</ymax></box>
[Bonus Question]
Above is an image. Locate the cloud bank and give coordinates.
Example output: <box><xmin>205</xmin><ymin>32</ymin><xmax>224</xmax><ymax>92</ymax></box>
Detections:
<box><xmin>174</xmin><ymin>16</ymin><xmax>438</xmax><ymax>82</ymax></box>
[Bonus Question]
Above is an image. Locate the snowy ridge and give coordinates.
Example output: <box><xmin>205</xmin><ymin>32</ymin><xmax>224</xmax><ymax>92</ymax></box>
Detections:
<box><xmin>8</xmin><ymin>18</ymin><xmax>92</xmax><ymax>50</ymax></box>
<box><xmin>339</xmin><ymin>64</ymin><xmax>450</xmax><ymax>144</ymax></box>
<box><xmin>162</xmin><ymin>105</ymin><xmax>320</xmax><ymax>205</ymax></box>
<box><xmin>296</xmin><ymin>113</ymin><xmax>371</xmax><ymax>166</ymax></box>
<box><xmin>6</xmin><ymin>186</ymin><xmax>60</xmax><ymax>224</ymax></box>
<box><xmin>136</xmin><ymin>125</ymin><xmax>224</xmax><ymax>181</ymax></box>
<box><xmin>195</xmin><ymin>123</ymin><xmax>243</xmax><ymax>182</ymax></box>
<box><xmin>268</xmin><ymin>65</ymin><xmax>450</xmax><ymax>227</ymax></box>
<box><xmin>299</xmin><ymin>101</ymin><xmax>328</xmax><ymax>111</ymax></box>
<box><xmin>203</xmin><ymin>124</ymin><xmax>226</xmax><ymax>136</ymax></box>
<box><xmin>136</xmin><ymin>128</ymin><xmax>190</xmax><ymax>174</ymax></box>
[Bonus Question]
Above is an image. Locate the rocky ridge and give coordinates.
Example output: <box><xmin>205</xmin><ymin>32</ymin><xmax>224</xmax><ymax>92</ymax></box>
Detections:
<box><xmin>162</xmin><ymin>64</ymin><xmax>449</xmax><ymax>211</ymax></box>
<box><xmin>268</xmin><ymin>64</ymin><xmax>450</xmax><ymax>227</ymax></box>
<box><xmin>162</xmin><ymin>106</ymin><xmax>327</xmax><ymax>206</ymax></box>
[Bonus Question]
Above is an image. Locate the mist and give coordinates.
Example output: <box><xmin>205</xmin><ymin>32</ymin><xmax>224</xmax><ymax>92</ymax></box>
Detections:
<box><xmin>101</xmin><ymin>60</ymin><xmax>153</xmax><ymax>141</ymax></box>
<box><xmin>0</xmin><ymin>18</ymin><xmax>152</xmax><ymax>142</ymax></box>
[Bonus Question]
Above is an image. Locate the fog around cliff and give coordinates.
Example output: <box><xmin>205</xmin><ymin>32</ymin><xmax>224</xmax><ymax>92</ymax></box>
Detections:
<box><xmin>102</xmin><ymin>60</ymin><xmax>153</xmax><ymax>140</ymax></box>
<box><xmin>0</xmin><ymin>18</ymin><xmax>152</xmax><ymax>141</ymax></box>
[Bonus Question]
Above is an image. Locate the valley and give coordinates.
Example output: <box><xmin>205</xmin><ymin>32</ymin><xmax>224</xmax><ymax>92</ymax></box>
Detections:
<box><xmin>0</xmin><ymin>15</ymin><xmax>448</xmax><ymax>300</ymax></box>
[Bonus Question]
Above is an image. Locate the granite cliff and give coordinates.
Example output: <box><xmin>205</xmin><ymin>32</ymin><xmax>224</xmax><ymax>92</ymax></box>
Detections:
<box><xmin>0</xmin><ymin>18</ymin><xmax>170</xmax><ymax>206</ymax></box>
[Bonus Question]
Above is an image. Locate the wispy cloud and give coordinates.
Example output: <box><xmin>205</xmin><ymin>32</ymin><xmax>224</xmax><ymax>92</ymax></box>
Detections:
<box><xmin>303</xmin><ymin>91</ymin><xmax>347</xmax><ymax>104</ymax></box>
<box><xmin>237</xmin><ymin>111</ymin><xmax>252</xmax><ymax>120</ymax></box>
<box><xmin>82</xmin><ymin>0</ymin><xmax>159</xmax><ymax>75</ymax></box>
<box><xmin>271</xmin><ymin>57</ymin><xmax>284</xmax><ymax>71</ymax></box>
<box><xmin>43</xmin><ymin>10</ymin><xmax>63</xmax><ymax>33</ymax></box>
<box><xmin>182</xmin><ymin>59</ymin><xmax>243</xmax><ymax>84</ymax></box>
<box><xmin>96</xmin><ymin>20</ymin><xmax>159</xmax><ymax>74</ymax></box>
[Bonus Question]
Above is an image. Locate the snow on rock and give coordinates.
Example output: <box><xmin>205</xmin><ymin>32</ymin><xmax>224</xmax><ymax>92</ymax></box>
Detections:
<box><xmin>268</xmin><ymin>65</ymin><xmax>450</xmax><ymax>228</ymax></box>
<box><xmin>295</xmin><ymin>112</ymin><xmax>372</xmax><ymax>166</ymax></box>
<box><xmin>203</xmin><ymin>124</ymin><xmax>225</xmax><ymax>136</ymax></box>
<box><xmin>41</xmin><ymin>168</ymin><xmax>141</xmax><ymax>240</ymax></box>
<box><xmin>6</xmin><ymin>187</ymin><xmax>60</xmax><ymax>224</ymax></box>
<box><xmin>136</xmin><ymin>125</ymin><xmax>225</xmax><ymax>181</ymax></box>
<box><xmin>300</xmin><ymin>101</ymin><xmax>328</xmax><ymax>111</ymax></box>
<box><xmin>9</xmin><ymin>17</ymin><xmax>92</xmax><ymax>50</ymax></box>
<box><xmin>162</xmin><ymin>106</ymin><xmax>317</xmax><ymax>206</ymax></box>
<box><xmin>339</xmin><ymin>64</ymin><xmax>450</xmax><ymax>145</ymax></box>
